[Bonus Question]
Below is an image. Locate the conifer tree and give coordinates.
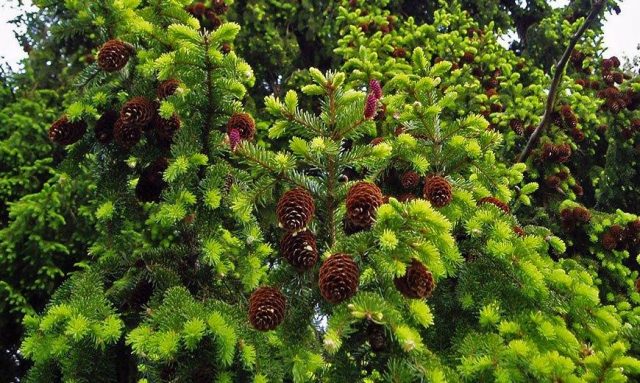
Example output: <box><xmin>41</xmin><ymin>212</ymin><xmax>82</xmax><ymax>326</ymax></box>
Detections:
<box><xmin>10</xmin><ymin>0</ymin><xmax>640</xmax><ymax>382</ymax></box>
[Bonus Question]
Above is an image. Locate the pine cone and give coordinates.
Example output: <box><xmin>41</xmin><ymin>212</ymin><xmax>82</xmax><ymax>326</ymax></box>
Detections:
<box><xmin>95</xmin><ymin>110</ymin><xmax>118</xmax><ymax>144</ymax></box>
<box><xmin>276</xmin><ymin>188</ymin><xmax>315</xmax><ymax>231</ymax></box>
<box><xmin>461</xmin><ymin>51</ymin><xmax>475</xmax><ymax>64</ymax></box>
<box><xmin>121</xmin><ymin>97</ymin><xmax>155</xmax><ymax>127</ymax></box>
<box><xmin>573</xmin><ymin>206</ymin><xmax>591</xmax><ymax>223</ymax></box>
<box><xmin>49</xmin><ymin>116</ymin><xmax>87</xmax><ymax>146</ymax></box>
<box><xmin>319</xmin><ymin>254</ymin><xmax>360</xmax><ymax>304</ymax></box>
<box><xmin>400</xmin><ymin>171</ymin><xmax>420</xmax><ymax>189</ymax></box>
<box><xmin>114</xmin><ymin>119</ymin><xmax>142</xmax><ymax>149</ymax></box>
<box><xmin>545</xmin><ymin>175</ymin><xmax>561</xmax><ymax>189</ymax></box>
<box><xmin>136</xmin><ymin>158</ymin><xmax>169</xmax><ymax>202</ymax></box>
<box><xmin>478</xmin><ymin>196</ymin><xmax>510</xmax><ymax>214</ymax></box>
<box><xmin>346</xmin><ymin>182</ymin><xmax>384</xmax><ymax>230</ymax></box>
<box><xmin>422</xmin><ymin>175</ymin><xmax>452</xmax><ymax>208</ymax></box>
<box><xmin>510</xmin><ymin>119</ymin><xmax>524</xmax><ymax>135</ymax></box>
<box><xmin>280</xmin><ymin>230</ymin><xmax>318</xmax><ymax>271</ymax></box>
<box><xmin>97</xmin><ymin>40</ymin><xmax>133</xmax><ymax>72</ymax></box>
<box><xmin>364</xmin><ymin>93</ymin><xmax>378</xmax><ymax>119</ymax></box>
<box><xmin>367</xmin><ymin>323</ymin><xmax>387</xmax><ymax>352</ymax></box>
<box><xmin>153</xmin><ymin>114</ymin><xmax>181</xmax><ymax>141</ymax></box>
<box><xmin>513</xmin><ymin>226</ymin><xmax>526</xmax><ymax>237</ymax></box>
<box><xmin>392</xmin><ymin>47</ymin><xmax>407</xmax><ymax>58</ymax></box>
<box><xmin>226</xmin><ymin>112</ymin><xmax>256</xmax><ymax>141</ymax></box>
<box><xmin>394</xmin><ymin>259</ymin><xmax>435</xmax><ymax>299</ymax></box>
<box><xmin>157</xmin><ymin>79</ymin><xmax>180</xmax><ymax>99</ymax></box>
<box><xmin>212</xmin><ymin>0</ymin><xmax>229</xmax><ymax>14</ymax></box>
<box><xmin>369</xmin><ymin>79</ymin><xmax>383</xmax><ymax>99</ymax></box>
<box><xmin>248</xmin><ymin>287</ymin><xmax>286</xmax><ymax>331</ymax></box>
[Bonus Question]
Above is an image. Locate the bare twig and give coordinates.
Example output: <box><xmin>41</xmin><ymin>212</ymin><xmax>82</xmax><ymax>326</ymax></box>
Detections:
<box><xmin>517</xmin><ymin>0</ymin><xmax>606</xmax><ymax>163</ymax></box>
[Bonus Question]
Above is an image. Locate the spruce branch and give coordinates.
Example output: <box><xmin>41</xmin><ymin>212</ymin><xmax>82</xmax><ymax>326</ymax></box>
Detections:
<box><xmin>517</xmin><ymin>0</ymin><xmax>605</xmax><ymax>163</ymax></box>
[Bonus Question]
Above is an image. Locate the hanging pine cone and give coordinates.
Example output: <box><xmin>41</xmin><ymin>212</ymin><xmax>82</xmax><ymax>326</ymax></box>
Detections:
<box><xmin>573</xmin><ymin>206</ymin><xmax>591</xmax><ymax>223</ymax></box>
<box><xmin>49</xmin><ymin>116</ymin><xmax>87</xmax><ymax>146</ymax></box>
<box><xmin>280</xmin><ymin>230</ymin><xmax>318</xmax><ymax>271</ymax></box>
<box><xmin>97</xmin><ymin>40</ymin><xmax>133</xmax><ymax>72</ymax></box>
<box><xmin>226</xmin><ymin>112</ymin><xmax>256</xmax><ymax>141</ymax></box>
<box><xmin>153</xmin><ymin>114</ymin><xmax>181</xmax><ymax>141</ymax></box>
<box><xmin>478</xmin><ymin>196</ymin><xmax>510</xmax><ymax>214</ymax></box>
<box><xmin>95</xmin><ymin>110</ymin><xmax>118</xmax><ymax>144</ymax></box>
<box><xmin>276</xmin><ymin>188</ymin><xmax>315</xmax><ymax>231</ymax></box>
<box><xmin>248</xmin><ymin>286</ymin><xmax>286</xmax><ymax>331</ymax></box>
<box><xmin>510</xmin><ymin>119</ymin><xmax>524</xmax><ymax>135</ymax></box>
<box><xmin>422</xmin><ymin>175</ymin><xmax>452</xmax><ymax>208</ymax></box>
<box><xmin>114</xmin><ymin>119</ymin><xmax>142</xmax><ymax>149</ymax></box>
<box><xmin>212</xmin><ymin>0</ymin><xmax>229</xmax><ymax>14</ymax></box>
<box><xmin>367</xmin><ymin>323</ymin><xmax>387</xmax><ymax>352</ymax></box>
<box><xmin>394</xmin><ymin>259</ymin><xmax>435</xmax><ymax>299</ymax></box>
<box><xmin>400</xmin><ymin>171</ymin><xmax>420</xmax><ymax>189</ymax></box>
<box><xmin>345</xmin><ymin>182</ymin><xmax>384</xmax><ymax>230</ymax></box>
<box><xmin>136</xmin><ymin>158</ymin><xmax>169</xmax><ymax>202</ymax></box>
<box><xmin>157</xmin><ymin>79</ymin><xmax>180</xmax><ymax>99</ymax></box>
<box><xmin>121</xmin><ymin>97</ymin><xmax>155</xmax><ymax>127</ymax></box>
<box><xmin>392</xmin><ymin>47</ymin><xmax>407</xmax><ymax>58</ymax></box>
<box><xmin>319</xmin><ymin>254</ymin><xmax>360</xmax><ymax>304</ymax></box>
<box><xmin>461</xmin><ymin>51</ymin><xmax>475</xmax><ymax>64</ymax></box>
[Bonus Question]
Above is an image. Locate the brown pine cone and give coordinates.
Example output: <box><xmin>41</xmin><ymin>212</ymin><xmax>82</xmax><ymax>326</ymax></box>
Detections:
<box><xmin>227</xmin><ymin>112</ymin><xmax>256</xmax><ymax>141</ymax></box>
<box><xmin>95</xmin><ymin>110</ymin><xmax>118</xmax><ymax>144</ymax></box>
<box><xmin>276</xmin><ymin>188</ymin><xmax>315</xmax><ymax>231</ymax></box>
<box><xmin>367</xmin><ymin>323</ymin><xmax>387</xmax><ymax>352</ymax></box>
<box><xmin>510</xmin><ymin>119</ymin><xmax>524</xmax><ymax>135</ymax></box>
<box><xmin>153</xmin><ymin>114</ymin><xmax>181</xmax><ymax>141</ymax></box>
<box><xmin>573</xmin><ymin>206</ymin><xmax>591</xmax><ymax>223</ymax></box>
<box><xmin>394</xmin><ymin>259</ymin><xmax>435</xmax><ymax>299</ymax></box>
<box><xmin>319</xmin><ymin>254</ymin><xmax>360</xmax><ymax>304</ymax></box>
<box><xmin>121</xmin><ymin>97</ymin><xmax>155</xmax><ymax>127</ymax></box>
<box><xmin>392</xmin><ymin>47</ymin><xmax>407</xmax><ymax>58</ymax></box>
<box><xmin>114</xmin><ymin>119</ymin><xmax>142</xmax><ymax>149</ymax></box>
<box><xmin>400</xmin><ymin>171</ymin><xmax>420</xmax><ymax>189</ymax></box>
<box><xmin>97</xmin><ymin>40</ymin><xmax>133</xmax><ymax>72</ymax></box>
<box><xmin>513</xmin><ymin>226</ymin><xmax>526</xmax><ymax>237</ymax></box>
<box><xmin>423</xmin><ymin>175</ymin><xmax>452</xmax><ymax>208</ymax></box>
<box><xmin>346</xmin><ymin>182</ymin><xmax>384</xmax><ymax>230</ymax></box>
<box><xmin>135</xmin><ymin>158</ymin><xmax>169</xmax><ymax>202</ymax></box>
<box><xmin>157</xmin><ymin>79</ymin><xmax>180</xmax><ymax>99</ymax></box>
<box><xmin>49</xmin><ymin>116</ymin><xmax>87</xmax><ymax>146</ymax></box>
<box><xmin>478</xmin><ymin>196</ymin><xmax>510</xmax><ymax>214</ymax></box>
<box><xmin>248</xmin><ymin>286</ymin><xmax>286</xmax><ymax>331</ymax></box>
<box><xmin>280</xmin><ymin>230</ymin><xmax>318</xmax><ymax>271</ymax></box>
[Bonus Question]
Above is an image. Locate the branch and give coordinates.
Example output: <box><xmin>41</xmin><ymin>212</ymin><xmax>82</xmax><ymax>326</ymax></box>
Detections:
<box><xmin>517</xmin><ymin>0</ymin><xmax>605</xmax><ymax>163</ymax></box>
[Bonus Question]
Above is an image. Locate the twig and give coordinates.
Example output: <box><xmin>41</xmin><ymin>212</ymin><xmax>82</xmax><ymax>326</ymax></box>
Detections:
<box><xmin>517</xmin><ymin>0</ymin><xmax>605</xmax><ymax>163</ymax></box>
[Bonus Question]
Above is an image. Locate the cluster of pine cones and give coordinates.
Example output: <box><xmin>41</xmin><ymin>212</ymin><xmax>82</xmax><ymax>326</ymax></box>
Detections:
<box><xmin>601</xmin><ymin>221</ymin><xmax>640</xmax><ymax>251</ymax></box>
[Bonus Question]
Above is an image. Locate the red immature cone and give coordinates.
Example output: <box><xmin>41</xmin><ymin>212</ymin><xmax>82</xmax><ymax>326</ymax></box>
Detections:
<box><xmin>276</xmin><ymin>188</ymin><xmax>315</xmax><ymax>231</ymax></box>
<box><xmin>319</xmin><ymin>254</ymin><xmax>360</xmax><ymax>304</ymax></box>
<box><xmin>157</xmin><ymin>79</ymin><xmax>180</xmax><ymax>99</ymax></box>
<box><xmin>400</xmin><ymin>171</ymin><xmax>420</xmax><ymax>190</ymax></box>
<box><xmin>364</xmin><ymin>93</ymin><xmax>378</xmax><ymax>119</ymax></box>
<box><xmin>226</xmin><ymin>112</ymin><xmax>256</xmax><ymax>141</ymax></box>
<box><xmin>121</xmin><ymin>97</ymin><xmax>155</xmax><ymax>127</ymax></box>
<box><xmin>280</xmin><ymin>230</ymin><xmax>319</xmax><ymax>271</ymax></box>
<box><xmin>136</xmin><ymin>158</ymin><xmax>169</xmax><ymax>203</ymax></box>
<box><xmin>114</xmin><ymin>119</ymin><xmax>142</xmax><ymax>149</ymax></box>
<box><xmin>478</xmin><ymin>196</ymin><xmax>510</xmax><ymax>214</ymax></box>
<box><xmin>248</xmin><ymin>287</ymin><xmax>286</xmax><ymax>331</ymax></box>
<box><xmin>95</xmin><ymin>110</ymin><xmax>118</xmax><ymax>144</ymax></box>
<box><xmin>369</xmin><ymin>79</ymin><xmax>383</xmax><ymax>99</ymax></box>
<box><xmin>394</xmin><ymin>259</ymin><xmax>435</xmax><ymax>299</ymax></box>
<box><xmin>49</xmin><ymin>116</ymin><xmax>87</xmax><ymax>146</ymax></box>
<box><xmin>97</xmin><ymin>40</ymin><xmax>133</xmax><ymax>72</ymax></box>
<box><xmin>153</xmin><ymin>114</ymin><xmax>181</xmax><ymax>141</ymax></box>
<box><xmin>423</xmin><ymin>175</ymin><xmax>452</xmax><ymax>208</ymax></box>
<box><xmin>346</xmin><ymin>182</ymin><xmax>384</xmax><ymax>230</ymax></box>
